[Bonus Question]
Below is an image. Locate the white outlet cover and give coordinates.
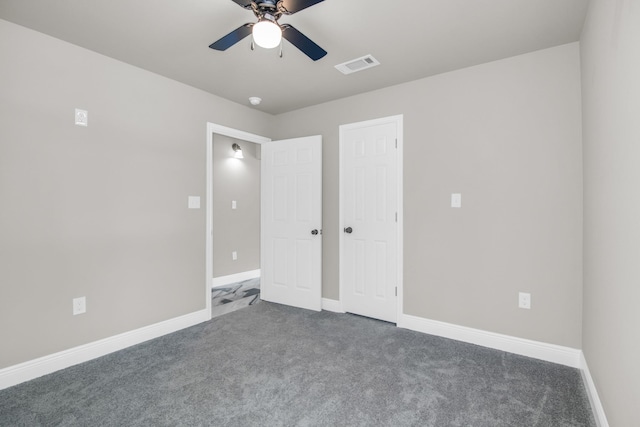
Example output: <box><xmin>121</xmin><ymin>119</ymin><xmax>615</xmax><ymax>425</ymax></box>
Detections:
<box><xmin>518</xmin><ymin>292</ymin><xmax>531</xmax><ymax>309</ymax></box>
<box><xmin>188</xmin><ymin>196</ymin><xmax>200</xmax><ymax>209</ymax></box>
<box><xmin>232</xmin><ymin>251</ymin><xmax>237</xmax><ymax>260</ymax></box>
<box><xmin>232</xmin><ymin>200</ymin><xmax>237</xmax><ymax>209</ymax></box>
<box><xmin>75</xmin><ymin>109</ymin><xmax>88</xmax><ymax>126</ymax></box>
<box><xmin>73</xmin><ymin>296</ymin><xmax>86</xmax><ymax>315</ymax></box>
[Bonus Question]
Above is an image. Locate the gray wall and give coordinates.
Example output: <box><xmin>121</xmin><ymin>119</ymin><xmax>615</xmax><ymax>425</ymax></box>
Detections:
<box><xmin>0</xmin><ymin>19</ymin><xmax>271</xmax><ymax>368</ymax></box>
<box><xmin>212</xmin><ymin>135</ymin><xmax>260</xmax><ymax>278</ymax></box>
<box><xmin>273</xmin><ymin>43</ymin><xmax>584</xmax><ymax>348</ymax></box>
<box><xmin>581</xmin><ymin>0</ymin><xmax>640</xmax><ymax>425</ymax></box>
<box><xmin>1</xmin><ymin>15</ymin><xmax>587</xmax><ymax>381</ymax></box>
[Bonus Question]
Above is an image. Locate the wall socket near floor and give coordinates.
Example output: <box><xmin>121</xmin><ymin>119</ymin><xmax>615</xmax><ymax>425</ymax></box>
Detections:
<box><xmin>73</xmin><ymin>296</ymin><xmax>86</xmax><ymax>315</ymax></box>
<box><xmin>518</xmin><ymin>292</ymin><xmax>531</xmax><ymax>309</ymax></box>
<box><xmin>232</xmin><ymin>251</ymin><xmax>237</xmax><ymax>261</ymax></box>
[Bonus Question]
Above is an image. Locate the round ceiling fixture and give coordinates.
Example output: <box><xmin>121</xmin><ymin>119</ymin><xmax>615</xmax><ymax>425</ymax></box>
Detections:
<box><xmin>252</xmin><ymin>17</ymin><xmax>282</xmax><ymax>49</ymax></box>
<box><xmin>249</xmin><ymin>96</ymin><xmax>262</xmax><ymax>106</ymax></box>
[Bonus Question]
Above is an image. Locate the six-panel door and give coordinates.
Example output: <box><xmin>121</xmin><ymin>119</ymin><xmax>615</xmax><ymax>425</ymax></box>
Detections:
<box><xmin>261</xmin><ymin>136</ymin><xmax>322</xmax><ymax>311</ymax></box>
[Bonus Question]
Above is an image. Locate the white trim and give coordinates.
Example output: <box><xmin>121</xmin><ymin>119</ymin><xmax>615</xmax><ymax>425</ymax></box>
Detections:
<box><xmin>338</xmin><ymin>114</ymin><xmax>404</xmax><ymax>323</ymax></box>
<box><xmin>397</xmin><ymin>313</ymin><xmax>582</xmax><ymax>368</ymax></box>
<box><xmin>0</xmin><ymin>309</ymin><xmax>209</xmax><ymax>391</ymax></box>
<box><xmin>580</xmin><ymin>353</ymin><xmax>609</xmax><ymax>427</ymax></box>
<box><xmin>396</xmin><ymin>116</ymin><xmax>404</xmax><ymax>322</ymax></box>
<box><xmin>212</xmin><ymin>269</ymin><xmax>261</xmax><ymax>289</ymax></box>
<box><xmin>322</xmin><ymin>298</ymin><xmax>345</xmax><ymax>313</ymax></box>
<box><xmin>206</xmin><ymin>122</ymin><xmax>271</xmax><ymax>319</ymax></box>
<box><xmin>206</xmin><ymin>126</ymin><xmax>213</xmax><ymax>319</ymax></box>
<box><xmin>208</xmin><ymin>123</ymin><xmax>271</xmax><ymax>146</ymax></box>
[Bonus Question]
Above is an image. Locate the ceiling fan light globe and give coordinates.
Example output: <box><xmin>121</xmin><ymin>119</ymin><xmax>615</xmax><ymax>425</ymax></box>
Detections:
<box><xmin>253</xmin><ymin>20</ymin><xmax>282</xmax><ymax>49</ymax></box>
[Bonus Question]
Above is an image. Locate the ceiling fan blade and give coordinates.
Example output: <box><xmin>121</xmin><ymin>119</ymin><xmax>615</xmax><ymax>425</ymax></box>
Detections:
<box><xmin>209</xmin><ymin>24</ymin><xmax>253</xmax><ymax>51</ymax></box>
<box><xmin>230</xmin><ymin>0</ymin><xmax>253</xmax><ymax>8</ymax></box>
<box><xmin>282</xmin><ymin>25</ymin><xmax>327</xmax><ymax>61</ymax></box>
<box><xmin>280</xmin><ymin>0</ymin><xmax>325</xmax><ymax>14</ymax></box>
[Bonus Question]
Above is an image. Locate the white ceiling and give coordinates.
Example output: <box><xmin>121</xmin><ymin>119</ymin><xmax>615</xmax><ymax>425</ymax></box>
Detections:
<box><xmin>0</xmin><ymin>0</ymin><xmax>589</xmax><ymax>115</ymax></box>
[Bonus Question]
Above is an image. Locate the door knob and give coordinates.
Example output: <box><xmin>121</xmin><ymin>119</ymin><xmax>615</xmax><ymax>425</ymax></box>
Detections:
<box><xmin>311</xmin><ymin>229</ymin><xmax>319</xmax><ymax>235</ymax></box>
<box><xmin>344</xmin><ymin>227</ymin><xmax>353</xmax><ymax>234</ymax></box>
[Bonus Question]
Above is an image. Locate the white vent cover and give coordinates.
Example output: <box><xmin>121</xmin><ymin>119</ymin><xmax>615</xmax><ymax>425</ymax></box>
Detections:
<box><xmin>335</xmin><ymin>54</ymin><xmax>380</xmax><ymax>75</ymax></box>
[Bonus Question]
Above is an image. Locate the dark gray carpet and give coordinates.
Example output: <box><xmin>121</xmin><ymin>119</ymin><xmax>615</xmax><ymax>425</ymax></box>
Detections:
<box><xmin>0</xmin><ymin>302</ymin><xmax>595</xmax><ymax>426</ymax></box>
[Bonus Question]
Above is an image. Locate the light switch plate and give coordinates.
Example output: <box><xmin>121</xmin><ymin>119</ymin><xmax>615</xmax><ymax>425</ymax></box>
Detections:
<box><xmin>188</xmin><ymin>196</ymin><xmax>200</xmax><ymax>209</ymax></box>
<box><xmin>232</xmin><ymin>200</ymin><xmax>237</xmax><ymax>210</ymax></box>
<box><xmin>451</xmin><ymin>193</ymin><xmax>462</xmax><ymax>208</ymax></box>
<box><xmin>75</xmin><ymin>109</ymin><xmax>88</xmax><ymax>126</ymax></box>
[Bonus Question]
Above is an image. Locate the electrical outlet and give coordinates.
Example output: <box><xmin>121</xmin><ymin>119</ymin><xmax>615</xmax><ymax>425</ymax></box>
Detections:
<box><xmin>232</xmin><ymin>251</ymin><xmax>237</xmax><ymax>261</ymax></box>
<box><xmin>518</xmin><ymin>292</ymin><xmax>531</xmax><ymax>309</ymax></box>
<box><xmin>73</xmin><ymin>297</ymin><xmax>86</xmax><ymax>315</ymax></box>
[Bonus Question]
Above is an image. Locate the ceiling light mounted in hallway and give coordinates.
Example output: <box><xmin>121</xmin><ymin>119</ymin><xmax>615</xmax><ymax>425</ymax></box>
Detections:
<box><xmin>232</xmin><ymin>143</ymin><xmax>244</xmax><ymax>159</ymax></box>
<box><xmin>249</xmin><ymin>96</ymin><xmax>262</xmax><ymax>105</ymax></box>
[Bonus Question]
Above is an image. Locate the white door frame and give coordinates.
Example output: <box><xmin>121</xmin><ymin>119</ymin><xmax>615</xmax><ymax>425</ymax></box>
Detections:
<box><xmin>338</xmin><ymin>114</ymin><xmax>404</xmax><ymax>322</ymax></box>
<box><xmin>206</xmin><ymin>123</ymin><xmax>271</xmax><ymax>319</ymax></box>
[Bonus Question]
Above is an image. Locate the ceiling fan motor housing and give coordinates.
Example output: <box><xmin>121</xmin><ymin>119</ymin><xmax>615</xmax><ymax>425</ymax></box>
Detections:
<box><xmin>256</xmin><ymin>0</ymin><xmax>278</xmax><ymax>8</ymax></box>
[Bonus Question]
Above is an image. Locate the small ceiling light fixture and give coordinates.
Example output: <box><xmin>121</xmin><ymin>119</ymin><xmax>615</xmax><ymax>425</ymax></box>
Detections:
<box><xmin>232</xmin><ymin>143</ymin><xmax>244</xmax><ymax>159</ymax></box>
<box><xmin>249</xmin><ymin>96</ymin><xmax>262</xmax><ymax>106</ymax></box>
<box><xmin>252</xmin><ymin>15</ymin><xmax>282</xmax><ymax>49</ymax></box>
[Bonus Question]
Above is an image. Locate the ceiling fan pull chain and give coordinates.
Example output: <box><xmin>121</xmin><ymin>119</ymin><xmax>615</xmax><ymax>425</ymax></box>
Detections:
<box><xmin>251</xmin><ymin>39</ymin><xmax>255</xmax><ymax>51</ymax></box>
<box><xmin>279</xmin><ymin>40</ymin><xmax>283</xmax><ymax>58</ymax></box>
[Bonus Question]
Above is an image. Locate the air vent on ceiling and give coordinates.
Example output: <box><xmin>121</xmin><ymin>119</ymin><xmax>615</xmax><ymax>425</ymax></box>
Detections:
<box><xmin>335</xmin><ymin>54</ymin><xmax>380</xmax><ymax>75</ymax></box>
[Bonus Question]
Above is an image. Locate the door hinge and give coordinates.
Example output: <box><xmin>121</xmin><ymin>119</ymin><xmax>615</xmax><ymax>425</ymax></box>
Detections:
<box><xmin>395</xmin><ymin>138</ymin><xmax>398</xmax><ymax>149</ymax></box>
<box><xmin>395</xmin><ymin>287</ymin><xmax>398</xmax><ymax>296</ymax></box>
<box><xmin>395</xmin><ymin>212</ymin><xmax>398</xmax><ymax>223</ymax></box>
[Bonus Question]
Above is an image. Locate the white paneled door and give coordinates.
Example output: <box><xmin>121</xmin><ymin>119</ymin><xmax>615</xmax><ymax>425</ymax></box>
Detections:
<box><xmin>341</xmin><ymin>118</ymin><xmax>400</xmax><ymax>323</ymax></box>
<box><xmin>261</xmin><ymin>136</ymin><xmax>322</xmax><ymax>311</ymax></box>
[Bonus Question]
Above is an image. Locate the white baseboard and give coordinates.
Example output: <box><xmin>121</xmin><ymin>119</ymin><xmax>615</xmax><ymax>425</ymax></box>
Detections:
<box><xmin>322</xmin><ymin>298</ymin><xmax>345</xmax><ymax>313</ymax></box>
<box><xmin>0</xmin><ymin>308</ymin><xmax>209</xmax><ymax>391</ymax></box>
<box><xmin>212</xmin><ymin>269</ymin><xmax>261</xmax><ymax>289</ymax></box>
<box><xmin>580</xmin><ymin>353</ymin><xmax>609</xmax><ymax>427</ymax></box>
<box><xmin>397</xmin><ymin>313</ymin><xmax>582</xmax><ymax>368</ymax></box>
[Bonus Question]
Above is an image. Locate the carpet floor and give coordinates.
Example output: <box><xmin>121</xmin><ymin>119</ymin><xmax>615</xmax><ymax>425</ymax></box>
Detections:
<box><xmin>0</xmin><ymin>302</ymin><xmax>595</xmax><ymax>426</ymax></box>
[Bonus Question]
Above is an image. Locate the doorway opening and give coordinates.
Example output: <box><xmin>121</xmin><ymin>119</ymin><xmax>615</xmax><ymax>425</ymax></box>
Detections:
<box><xmin>206</xmin><ymin>124</ymin><xmax>324</xmax><ymax>317</ymax></box>
<box><xmin>211</xmin><ymin>136</ymin><xmax>261</xmax><ymax>317</ymax></box>
<box><xmin>206</xmin><ymin>123</ymin><xmax>270</xmax><ymax>319</ymax></box>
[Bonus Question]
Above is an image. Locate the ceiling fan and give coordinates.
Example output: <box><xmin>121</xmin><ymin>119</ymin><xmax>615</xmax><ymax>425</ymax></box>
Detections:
<box><xmin>209</xmin><ymin>0</ymin><xmax>327</xmax><ymax>61</ymax></box>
